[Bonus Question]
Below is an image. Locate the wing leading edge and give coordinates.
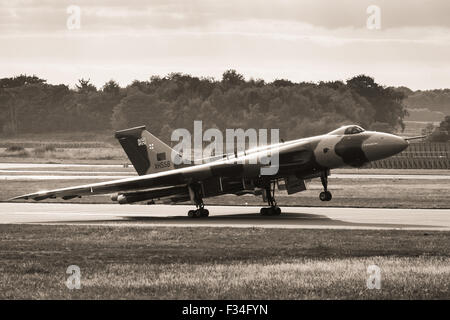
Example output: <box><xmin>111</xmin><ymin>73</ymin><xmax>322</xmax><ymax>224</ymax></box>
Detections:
<box><xmin>9</xmin><ymin>154</ymin><xmax>261</xmax><ymax>201</ymax></box>
<box><xmin>9</xmin><ymin>164</ymin><xmax>203</xmax><ymax>201</ymax></box>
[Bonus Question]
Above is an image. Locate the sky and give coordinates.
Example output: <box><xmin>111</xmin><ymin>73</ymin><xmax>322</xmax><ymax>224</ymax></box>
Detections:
<box><xmin>1</xmin><ymin>0</ymin><xmax>449</xmax><ymax>90</ymax></box>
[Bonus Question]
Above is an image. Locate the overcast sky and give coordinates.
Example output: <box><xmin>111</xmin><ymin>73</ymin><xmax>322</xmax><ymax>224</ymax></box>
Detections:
<box><xmin>1</xmin><ymin>0</ymin><xmax>449</xmax><ymax>90</ymax></box>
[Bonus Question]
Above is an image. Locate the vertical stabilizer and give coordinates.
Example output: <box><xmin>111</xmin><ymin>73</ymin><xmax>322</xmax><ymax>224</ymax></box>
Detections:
<box><xmin>115</xmin><ymin>126</ymin><xmax>180</xmax><ymax>175</ymax></box>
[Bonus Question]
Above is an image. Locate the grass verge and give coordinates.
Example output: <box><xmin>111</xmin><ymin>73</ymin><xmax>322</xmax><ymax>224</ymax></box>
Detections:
<box><xmin>1</xmin><ymin>225</ymin><xmax>449</xmax><ymax>299</ymax></box>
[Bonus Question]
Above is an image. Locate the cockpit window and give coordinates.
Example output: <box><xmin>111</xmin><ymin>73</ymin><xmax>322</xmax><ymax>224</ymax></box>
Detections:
<box><xmin>328</xmin><ymin>125</ymin><xmax>365</xmax><ymax>135</ymax></box>
<box><xmin>344</xmin><ymin>126</ymin><xmax>365</xmax><ymax>135</ymax></box>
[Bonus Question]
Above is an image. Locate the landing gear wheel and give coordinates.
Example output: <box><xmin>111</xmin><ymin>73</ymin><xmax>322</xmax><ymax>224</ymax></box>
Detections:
<box><xmin>319</xmin><ymin>191</ymin><xmax>332</xmax><ymax>201</ymax></box>
<box><xmin>187</xmin><ymin>208</ymin><xmax>209</xmax><ymax>218</ymax></box>
<box><xmin>187</xmin><ymin>183</ymin><xmax>210</xmax><ymax>218</ymax></box>
<box><xmin>319</xmin><ymin>170</ymin><xmax>332</xmax><ymax>202</ymax></box>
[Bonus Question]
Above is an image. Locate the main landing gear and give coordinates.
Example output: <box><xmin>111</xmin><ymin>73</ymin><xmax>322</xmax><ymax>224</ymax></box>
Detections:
<box><xmin>260</xmin><ymin>182</ymin><xmax>281</xmax><ymax>216</ymax></box>
<box><xmin>187</xmin><ymin>184</ymin><xmax>209</xmax><ymax>218</ymax></box>
<box><xmin>188</xmin><ymin>205</ymin><xmax>209</xmax><ymax>218</ymax></box>
<box><xmin>319</xmin><ymin>171</ymin><xmax>332</xmax><ymax>201</ymax></box>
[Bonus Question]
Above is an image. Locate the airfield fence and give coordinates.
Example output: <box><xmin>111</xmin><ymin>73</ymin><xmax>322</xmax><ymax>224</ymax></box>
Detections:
<box><xmin>368</xmin><ymin>142</ymin><xmax>450</xmax><ymax>169</ymax></box>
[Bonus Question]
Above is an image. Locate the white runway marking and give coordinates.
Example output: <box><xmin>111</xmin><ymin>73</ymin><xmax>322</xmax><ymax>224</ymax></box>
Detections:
<box><xmin>0</xmin><ymin>175</ymin><xmax>132</xmax><ymax>180</ymax></box>
<box><xmin>330</xmin><ymin>174</ymin><xmax>450</xmax><ymax>180</ymax></box>
<box><xmin>0</xmin><ymin>163</ymin><xmax>126</xmax><ymax>169</ymax></box>
<box><xmin>1</xmin><ymin>203</ymin><xmax>449</xmax><ymax>231</ymax></box>
<box><xmin>0</xmin><ymin>170</ymin><xmax>131</xmax><ymax>174</ymax></box>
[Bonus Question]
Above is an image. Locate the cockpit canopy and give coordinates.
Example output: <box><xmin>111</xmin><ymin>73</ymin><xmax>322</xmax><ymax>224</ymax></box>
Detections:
<box><xmin>328</xmin><ymin>125</ymin><xmax>365</xmax><ymax>135</ymax></box>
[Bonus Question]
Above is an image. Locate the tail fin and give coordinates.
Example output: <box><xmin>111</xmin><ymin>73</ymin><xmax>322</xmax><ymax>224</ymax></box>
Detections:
<box><xmin>115</xmin><ymin>126</ymin><xmax>180</xmax><ymax>175</ymax></box>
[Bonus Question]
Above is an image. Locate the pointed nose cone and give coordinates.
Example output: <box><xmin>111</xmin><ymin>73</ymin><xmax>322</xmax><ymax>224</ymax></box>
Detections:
<box><xmin>362</xmin><ymin>133</ymin><xmax>409</xmax><ymax>161</ymax></box>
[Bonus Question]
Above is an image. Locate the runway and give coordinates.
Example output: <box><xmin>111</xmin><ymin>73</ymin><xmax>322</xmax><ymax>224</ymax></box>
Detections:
<box><xmin>2</xmin><ymin>173</ymin><xmax>450</xmax><ymax>180</ymax></box>
<box><xmin>1</xmin><ymin>203</ymin><xmax>449</xmax><ymax>230</ymax></box>
<box><xmin>1</xmin><ymin>163</ymin><xmax>449</xmax><ymax>180</ymax></box>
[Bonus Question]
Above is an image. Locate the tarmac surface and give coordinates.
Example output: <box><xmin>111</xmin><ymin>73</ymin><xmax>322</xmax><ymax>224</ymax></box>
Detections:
<box><xmin>1</xmin><ymin>163</ymin><xmax>449</xmax><ymax>180</ymax></box>
<box><xmin>1</xmin><ymin>203</ymin><xmax>449</xmax><ymax>230</ymax></box>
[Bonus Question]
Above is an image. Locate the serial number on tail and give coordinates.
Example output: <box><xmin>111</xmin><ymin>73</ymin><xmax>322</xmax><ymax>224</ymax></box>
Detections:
<box><xmin>154</xmin><ymin>161</ymin><xmax>171</xmax><ymax>169</ymax></box>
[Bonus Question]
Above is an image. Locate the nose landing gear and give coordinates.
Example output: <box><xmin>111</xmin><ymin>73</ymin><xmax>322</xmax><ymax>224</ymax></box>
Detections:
<box><xmin>319</xmin><ymin>191</ymin><xmax>332</xmax><ymax>201</ymax></box>
<box><xmin>260</xmin><ymin>182</ymin><xmax>281</xmax><ymax>216</ymax></box>
<box><xmin>319</xmin><ymin>171</ymin><xmax>332</xmax><ymax>201</ymax></box>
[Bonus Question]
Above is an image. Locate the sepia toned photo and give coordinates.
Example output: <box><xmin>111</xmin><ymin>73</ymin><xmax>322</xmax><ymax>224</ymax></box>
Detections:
<box><xmin>0</xmin><ymin>0</ymin><xmax>449</xmax><ymax>306</ymax></box>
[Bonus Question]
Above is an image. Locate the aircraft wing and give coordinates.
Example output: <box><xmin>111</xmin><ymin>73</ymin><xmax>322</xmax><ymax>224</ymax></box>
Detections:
<box><xmin>9</xmin><ymin>163</ymin><xmax>213</xmax><ymax>201</ymax></box>
<box><xmin>10</xmin><ymin>137</ymin><xmax>313</xmax><ymax>202</ymax></box>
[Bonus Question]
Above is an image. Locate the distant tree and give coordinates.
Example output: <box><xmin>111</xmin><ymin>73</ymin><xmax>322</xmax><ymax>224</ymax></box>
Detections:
<box><xmin>428</xmin><ymin>116</ymin><xmax>449</xmax><ymax>142</ymax></box>
<box><xmin>347</xmin><ymin>75</ymin><xmax>379</xmax><ymax>96</ymax></box>
<box><xmin>429</xmin><ymin>129</ymin><xmax>449</xmax><ymax>142</ymax></box>
<box><xmin>76</xmin><ymin>78</ymin><xmax>97</xmax><ymax>93</ymax></box>
<box><xmin>0</xmin><ymin>74</ymin><xmax>46</xmax><ymax>89</ymax></box>
<box><xmin>394</xmin><ymin>86</ymin><xmax>413</xmax><ymax>97</ymax></box>
<box><xmin>111</xmin><ymin>90</ymin><xmax>168</xmax><ymax>134</ymax></box>
<box><xmin>422</xmin><ymin>123</ymin><xmax>435</xmax><ymax>136</ymax></box>
<box><xmin>0</xmin><ymin>89</ymin><xmax>19</xmax><ymax>134</ymax></box>
<box><xmin>102</xmin><ymin>79</ymin><xmax>120</xmax><ymax>95</ymax></box>
<box><xmin>320</xmin><ymin>80</ymin><xmax>345</xmax><ymax>91</ymax></box>
<box><xmin>271</xmin><ymin>79</ymin><xmax>294</xmax><ymax>87</ymax></box>
<box><xmin>0</xmin><ymin>75</ymin><xmax>48</xmax><ymax>134</ymax></box>
<box><xmin>439</xmin><ymin>115</ymin><xmax>450</xmax><ymax>132</ymax></box>
<box><xmin>0</xmin><ymin>83</ymin><xmax>48</xmax><ymax>134</ymax></box>
<box><xmin>347</xmin><ymin>75</ymin><xmax>407</xmax><ymax>131</ymax></box>
<box><xmin>0</xmin><ymin>71</ymin><xmax>419</xmax><ymax>141</ymax></box>
<box><xmin>221</xmin><ymin>69</ymin><xmax>245</xmax><ymax>87</ymax></box>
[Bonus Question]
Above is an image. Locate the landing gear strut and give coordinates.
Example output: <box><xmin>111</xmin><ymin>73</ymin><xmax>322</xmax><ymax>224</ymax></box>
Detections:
<box><xmin>260</xmin><ymin>181</ymin><xmax>281</xmax><ymax>216</ymax></box>
<box><xmin>187</xmin><ymin>184</ymin><xmax>209</xmax><ymax>218</ymax></box>
<box><xmin>319</xmin><ymin>170</ymin><xmax>332</xmax><ymax>201</ymax></box>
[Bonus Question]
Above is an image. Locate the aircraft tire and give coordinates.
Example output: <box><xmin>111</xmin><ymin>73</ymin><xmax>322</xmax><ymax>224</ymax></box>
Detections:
<box><xmin>194</xmin><ymin>210</ymin><xmax>202</xmax><ymax>218</ymax></box>
<box><xmin>325</xmin><ymin>191</ymin><xmax>332</xmax><ymax>201</ymax></box>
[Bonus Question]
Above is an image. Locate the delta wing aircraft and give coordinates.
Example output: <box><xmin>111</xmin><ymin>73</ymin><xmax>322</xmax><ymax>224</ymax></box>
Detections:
<box><xmin>11</xmin><ymin>125</ymin><xmax>417</xmax><ymax>217</ymax></box>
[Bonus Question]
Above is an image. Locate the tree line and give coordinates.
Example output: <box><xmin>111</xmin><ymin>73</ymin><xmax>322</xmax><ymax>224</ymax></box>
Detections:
<box><xmin>422</xmin><ymin>116</ymin><xmax>450</xmax><ymax>142</ymax></box>
<box><xmin>0</xmin><ymin>71</ymin><xmax>409</xmax><ymax>142</ymax></box>
<box><xmin>398</xmin><ymin>87</ymin><xmax>450</xmax><ymax>114</ymax></box>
